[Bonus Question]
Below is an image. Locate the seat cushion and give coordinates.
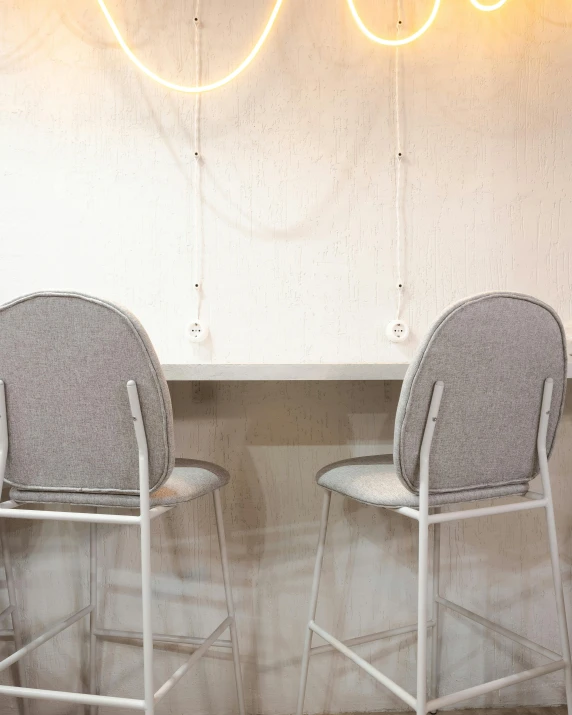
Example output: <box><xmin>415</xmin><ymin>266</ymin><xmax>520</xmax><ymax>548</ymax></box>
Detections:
<box><xmin>9</xmin><ymin>459</ymin><xmax>229</xmax><ymax>508</ymax></box>
<box><xmin>316</xmin><ymin>455</ymin><xmax>529</xmax><ymax>508</ymax></box>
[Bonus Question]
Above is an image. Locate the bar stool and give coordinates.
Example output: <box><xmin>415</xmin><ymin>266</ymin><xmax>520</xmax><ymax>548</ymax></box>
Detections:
<box><xmin>0</xmin><ymin>291</ymin><xmax>246</xmax><ymax>715</ymax></box>
<box><xmin>296</xmin><ymin>292</ymin><xmax>572</xmax><ymax>715</ymax></box>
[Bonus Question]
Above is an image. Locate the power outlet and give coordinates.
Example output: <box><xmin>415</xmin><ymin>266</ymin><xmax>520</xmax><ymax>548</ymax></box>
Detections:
<box><xmin>187</xmin><ymin>320</ymin><xmax>209</xmax><ymax>343</ymax></box>
<box><xmin>386</xmin><ymin>319</ymin><xmax>409</xmax><ymax>343</ymax></box>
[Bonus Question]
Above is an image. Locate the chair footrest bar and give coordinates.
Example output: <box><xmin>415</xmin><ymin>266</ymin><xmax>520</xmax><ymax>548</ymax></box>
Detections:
<box><xmin>436</xmin><ymin>595</ymin><xmax>562</xmax><ymax>662</ymax></box>
<box><xmin>0</xmin><ymin>605</ymin><xmax>93</xmax><ymax>672</ymax></box>
<box><xmin>309</xmin><ymin>621</ymin><xmax>416</xmax><ymax>709</ymax></box>
<box><xmin>311</xmin><ymin>620</ymin><xmax>435</xmax><ymax>656</ymax></box>
<box><xmin>426</xmin><ymin>660</ymin><xmax>566</xmax><ymax>711</ymax></box>
<box><xmin>0</xmin><ymin>684</ymin><xmax>145</xmax><ymax>710</ymax></box>
<box><xmin>94</xmin><ymin>627</ymin><xmax>232</xmax><ymax>649</ymax></box>
<box><xmin>154</xmin><ymin>616</ymin><xmax>233</xmax><ymax>704</ymax></box>
<box><xmin>0</xmin><ymin>506</ymin><xmax>141</xmax><ymax>525</ymax></box>
<box><xmin>428</xmin><ymin>499</ymin><xmax>547</xmax><ymax>524</ymax></box>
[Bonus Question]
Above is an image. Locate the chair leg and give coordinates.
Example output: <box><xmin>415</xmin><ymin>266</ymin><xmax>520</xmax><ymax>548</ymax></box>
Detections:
<box><xmin>544</xmin><ymin>494</ymin><xmax>572</xmax><ymax>715</ymax></box>
<box><xmin>140</xmin><ymin>505</ymin><xmax>154</xmax><ymax>715</ymax></box>
<box><xmin>89</xmin><ymin>522</ymin><xmax>98</xmax><ymax>715</ymax></box>
<box><xmin>213</xmin><ymin>489</ymin><xmax>246</xmax><ymax>715</ymax></box>
<box><xmin>417</xmin><ymin>503</ymin><xmax>431</xmax><ymax>715</ymax></box>
<box><xmin>0</xmin><ymin>523</ymin><xmax>30</xmax><ymax>715</ymax></box>
<box><xmin>296</xmin><ymin>490</ymin><xmax>331</xmax><ymax>715</ymax></box>
<box><xmin>429</xmin><ymin>513</ymin><xmax>441</xmax><ymax>711</ymax></box>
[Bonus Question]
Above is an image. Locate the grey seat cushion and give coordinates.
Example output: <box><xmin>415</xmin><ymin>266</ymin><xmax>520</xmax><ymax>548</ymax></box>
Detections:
<box><xmin>316</xmin><ymin>455</ymin><xmax>529</xmax><ymax>508</ymax></box>
<box><xmin>9</xmin><ymin>460</ymin><xmax>229</xmax><ymax>508</ymax></box>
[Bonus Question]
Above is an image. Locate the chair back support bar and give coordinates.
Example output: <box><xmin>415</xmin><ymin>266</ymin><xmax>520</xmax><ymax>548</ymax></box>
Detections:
<box><xmin>394</xmin><ymin>292</ymin><xmax>567</xmax><ymax>495</ymax></box>
<box><xmin>0</xmin><ymin>292</ymin><xmax>174</xmax><ymax>495</ymax></box>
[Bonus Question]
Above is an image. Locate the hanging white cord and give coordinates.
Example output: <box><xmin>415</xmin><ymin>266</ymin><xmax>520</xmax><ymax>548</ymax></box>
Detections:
<box><xmin>394</xmin><ymin>0</ymin><xmax>404</xmax><ymax>320</ymax></box>
<box><xmin>193</xmin><ymin>2</ymin><xmax>202</xmax><ymax>323</ymax></box>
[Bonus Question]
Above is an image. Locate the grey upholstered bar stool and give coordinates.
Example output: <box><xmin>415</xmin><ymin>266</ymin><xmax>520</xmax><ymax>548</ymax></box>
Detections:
<box><xmin>297</xmin><ymin>292</ymin><xmax>572</xmax><ymax>715</ymax></box>
<box><xmin>0</xmin><ymin>292</ymin><xmax>245</xmax><ymax>715</ymax></box>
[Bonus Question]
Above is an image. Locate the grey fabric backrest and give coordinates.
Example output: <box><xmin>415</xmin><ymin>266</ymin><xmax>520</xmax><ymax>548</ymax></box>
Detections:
<box><xmin>394</xmin><ymin>292</ymin><xmax>567</xmax><ymax>494</ymax></box>
<box><xmin>0</xmin><ymin>292</ymin><xmax>175</xmax><ymax>494</ymax></box>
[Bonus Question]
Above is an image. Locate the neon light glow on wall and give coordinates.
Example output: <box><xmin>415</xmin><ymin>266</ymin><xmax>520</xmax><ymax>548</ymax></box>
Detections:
<box><xmin>346</xmin><ymin>0</ymin><xmax>441</xmax><ymax>47</ymax></box>
<box><xmin>97</xmin><ymin>0</ymin><xmax>509</xmax><ymax>93</ymax></box>
<box><xmin>469</xmin><ymin>0</ymin><xmax>509</xmax><ymax>10</ymax></box>
<box><xmin>97</xmin><ymin>0</ymin><xmax>284</xmax><ymax>93</ymax></box>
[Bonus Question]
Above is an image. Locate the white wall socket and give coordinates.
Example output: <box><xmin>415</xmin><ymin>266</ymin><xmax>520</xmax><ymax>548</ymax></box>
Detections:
<box><xmin>386</xmin><ymin>319</ymin><xmax>409</xmax><ymax>343</ymax></box>
<box><xmin>187</xmin><ymin>320</ymin><xmax>209</xmax><ymax>343</ymax></box>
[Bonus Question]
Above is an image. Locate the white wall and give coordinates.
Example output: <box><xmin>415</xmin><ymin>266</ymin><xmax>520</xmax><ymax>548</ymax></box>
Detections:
<box><xmin>2</xmin><ymin>2</ymin><xmax>572</xmax><ymax>715</ymax></box>
<box><xmin>2</xmin><ymin>0</ymin><xmax>572</xmax><ymax>363</ymax></box>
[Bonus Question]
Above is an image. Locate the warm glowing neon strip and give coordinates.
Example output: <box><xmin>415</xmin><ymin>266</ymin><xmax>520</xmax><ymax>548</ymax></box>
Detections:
<box><xmin>97</xmin><ymin>0</ymin><xmax>284</xmax><ymax>93</ymax></box>
<box><xmin>346</xmin><ymin>0</ymin><xmax>441</xmax><ymax>46</ymax></box>
<box><xmin>469</xmin><ymin>0</ymin><xmax>508</xmax><ymax>10</ymax></box>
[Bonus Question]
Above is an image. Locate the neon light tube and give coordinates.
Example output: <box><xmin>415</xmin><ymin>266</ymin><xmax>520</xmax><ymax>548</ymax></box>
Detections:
<box><xmin>97</xmin><ymin>0</ymin><xmax>284</xmax><ymax>93</ymax></box>
<box><xmin>346</xmin><ymin>0</ymin><xmax>441</xmax><ymax>46</ymax></box>
<box><xmin>469</xmin><ymin>0</ymin><xmax>508</xmax><ymax>10</ymax></box>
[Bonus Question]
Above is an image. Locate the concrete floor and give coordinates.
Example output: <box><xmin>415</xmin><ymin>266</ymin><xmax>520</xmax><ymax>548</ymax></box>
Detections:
<box><xmin>443</xmin><ymin>711</ymin><xmax>566</xmax><ymax>715</ymax></box>
<box><xmin>376</xmin><ymin>710</ymin><xmax>567</xmax><ymax>715</ymax></box>
<box><xmin>445</xmin><ymin>711</ymin><xmax>566</xmax><ymax>715</ymax></box>
<box><xmin>445</xmin><ymin>705</ymin><xmax>567</xmax><ymax>715</ymax></box>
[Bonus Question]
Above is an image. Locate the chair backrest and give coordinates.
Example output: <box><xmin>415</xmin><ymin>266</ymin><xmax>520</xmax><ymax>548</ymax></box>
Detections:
<box><xmin>394</xmin><ymin>292</ymin><xmax>567</xmax><ymax>495</ymax></box>
<box><xmin>0</xmin><ymin>292</ymin><xmax>174</xmax><ymax>495</ymax></box>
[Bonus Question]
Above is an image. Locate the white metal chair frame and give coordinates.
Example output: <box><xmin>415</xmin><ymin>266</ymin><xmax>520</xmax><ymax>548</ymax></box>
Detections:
<box><xmin>296</xmin><ymin>378</ymin><xmax>572</xmax><ymax>715</ymax></box>
<box><xmin>0</xmin><ymin>379</ymin><xmax>246</xmax><ymax>715</ymax></box>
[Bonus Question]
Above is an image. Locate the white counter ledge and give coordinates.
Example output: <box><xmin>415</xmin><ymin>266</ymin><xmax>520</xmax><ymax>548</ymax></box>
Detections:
<box><xmin>162</xmin><ymin>363</ymin><xmax>410</xmax><ymax>381</ymax></box>
<box><xmin>162</xmin><ymin>361</ymin><xmax>572</xmax><ymax>381</ymax></box>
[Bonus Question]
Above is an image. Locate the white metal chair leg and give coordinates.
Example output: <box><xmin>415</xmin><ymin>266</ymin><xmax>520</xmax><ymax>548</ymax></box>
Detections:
<box><xmin>429</xmin><ymin>513</ymin><xmax>441</xmax><ymax>711</ymax></box>
<box><xmin>89</xmin><ymin>522</ymin><xmax>98</xmax><ymax>715</ymax></box>
<box><xmin>213</xmin><ymin>489</ymin><xmax>246</xmax><ymax>715</ymax></box>
<box><xmin>128</xmin><ymin>380</ymin><xmax>155</xmax><ymax>715</ymax></box>
<box><xmin>416</xmin><ymin>506</ymin><xmax>430</xmax><ymax>715</ymax></box>
<box><xmin>140</xmin><ymin>505</ymin><xmax>154</xmax><ymax>715</ymax></box>
<box><xmin>537</xmin><ymin>379</ymin><xmax>572</xmax><ymax>715</ymax></box>
<box><xmin>543</xmin><ymin>497</ymin><xmax>572</xmax><ymax>715</ymax></box>
<box><xmin>417</xmin><ymin>382</ymin><xmax>443</xmax><ymax>715</ymax></box>
<box><xmin>0</xmin><ymin>523</ymin><xmax>30</xmax><ymax>715</ymax></box>
<box><xmin>296</xmin><ymin>490</ymin><xmax>331</xmax><ymax>715</ymax></box>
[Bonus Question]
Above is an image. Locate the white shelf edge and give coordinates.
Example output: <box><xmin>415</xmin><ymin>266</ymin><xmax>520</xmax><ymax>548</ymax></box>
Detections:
<box><xmin>163</xmin><ymin>358</ymin><xmax>572</xmax><ymax>382</ymax></box>
<box><xmin>162</xmin><ymin>363</ymin><xmax>411</xmax><ymax>381</ymax></box>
